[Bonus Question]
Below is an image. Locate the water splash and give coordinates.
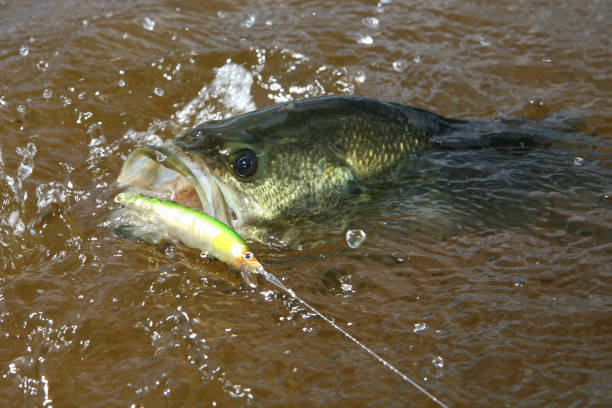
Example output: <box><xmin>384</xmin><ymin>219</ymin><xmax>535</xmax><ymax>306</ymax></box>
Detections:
<box><xmin>172</xmin><ymin>62</ymin><xmax>255</xmax><ymax>129</ymax></box>
<box><xmin>257</xmin><ymin>267</ymin><xmax>448</xmax><ymax>408</ymax></box>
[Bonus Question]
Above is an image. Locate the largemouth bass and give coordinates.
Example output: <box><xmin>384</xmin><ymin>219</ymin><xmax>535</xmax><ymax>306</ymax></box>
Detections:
<box><xmin>115</xmin><ymin>95</ymin><xmax>549</xmax><ymax>241</ymax></box>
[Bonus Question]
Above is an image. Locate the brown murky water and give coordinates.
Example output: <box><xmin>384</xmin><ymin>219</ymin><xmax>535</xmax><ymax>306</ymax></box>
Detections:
<box><xmin>1</xmin><ymin>0</ymin><xmax>611</xmax><ymax>406</ymax></box>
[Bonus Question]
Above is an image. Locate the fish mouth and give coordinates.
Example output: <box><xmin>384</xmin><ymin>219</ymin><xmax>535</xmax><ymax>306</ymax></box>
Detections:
<box><xmin>116</xmin><ymin>143</ymin><xmax>238</xmax><ymax>228</ymax></box>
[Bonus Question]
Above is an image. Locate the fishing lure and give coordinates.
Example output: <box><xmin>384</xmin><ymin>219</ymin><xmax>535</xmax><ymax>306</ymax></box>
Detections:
<box><xmin>114</xmin><ymin>192</ymin><xmax>263</xmax><ymax>287</ymax></box>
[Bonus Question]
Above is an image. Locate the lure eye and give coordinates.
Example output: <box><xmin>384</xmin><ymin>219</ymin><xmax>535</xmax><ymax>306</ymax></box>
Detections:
<box><xmin>233</xmin><ymin>150</ymin><xmax>257</xmax><ymax>178</ymax></box>
<box><xmin>242</xmin><ymin>251</ymin><xmax>254</xmax><ymax>262</ymax></box>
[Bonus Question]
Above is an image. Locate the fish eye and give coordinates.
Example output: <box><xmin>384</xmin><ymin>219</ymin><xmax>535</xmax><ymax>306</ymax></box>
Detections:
<box><xmin>233</xmin><ymin>149</ymin><xmax>258</xmax><ymax>178</ymax></box>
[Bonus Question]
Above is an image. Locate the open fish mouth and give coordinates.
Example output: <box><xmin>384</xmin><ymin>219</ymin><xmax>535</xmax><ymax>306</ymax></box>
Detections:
<box><xmin>116</xmin><ymin>143</ymin><xmax>235</xmax><ymax>227</ymax></box>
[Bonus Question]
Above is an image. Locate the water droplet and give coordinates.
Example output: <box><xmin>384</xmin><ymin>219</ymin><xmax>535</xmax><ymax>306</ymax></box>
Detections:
<box><xmin>118</xmin><ymin>79</ymin><xmax>125</xmax><ymax>88</ymax></box>
<box><xmin>529</xmin><ymin>97</ymin><xmax>544</xmax><ymax>107</ymax></box>
<box><xmin>340</xmin><ymin>283</ymin><xmax>353</xmax><ymax>292</ymax></box>
<box><xmin>413</xmin><ymin>322</ymin><xmax>427</xmax><ymax>332</ymax></box>
<box><xmin>357</xmin><ymin>35</ymin><xmax>374</xmax><ymax>45</ymax></box>
<box><xmin>8</xmin><ymin>210</ymin><xmax>25</xmax><ymax>235</ymax></box>
<box><xmin>154</xmin><ymin>87</ymin><xmax>164</xmax><ymax>96</ymax></box>
<box><xmin>477</xmin><ymin>36</ymin><xmax>491</xmax><ymax>46</ymax></box>
<box><xmin>241</xmin><ymin>14</ymin><xmax>256</xmax><ymax>29</ymax></box>
<box><xmin>19</xmin><ymin>45</ymin><xmax>29</xmax><ymax>56</ymax></box>
<box><xmin>432</xmin><ymin>355</ymin><xmax>444</xmax><ymax>368</ymax></box>
<box><xmin>36</xmin><ymin>60</ymin><xmax>48</xmax><ymax>71</ymax></box>
<box><xmin>16</xmin><ymin>142</ymin><xmax>36</xmax><ymax>180</ymax></box>
<box><xmin>143</xmin><ymin>17</ymin><xmax>156</xmax><ymax>31</ymax></box>
<box><xmin>346</xmin><ymin>229</ymin><xmax>366</xmax><ymax>248</ymax></box>
<box><xmin>42</xmin><ymin>89</ymin><xmax>52</xmax><ymax>99</ymax></box>
<box><xmin>573</xmin><ymin>156</ymin><xmax>585</xmax><ymax>166</ymax></box>
<box><xmin>362</xmin><ymin>17</ymin><xmax>379</xmax><ymax>28</ymax></box>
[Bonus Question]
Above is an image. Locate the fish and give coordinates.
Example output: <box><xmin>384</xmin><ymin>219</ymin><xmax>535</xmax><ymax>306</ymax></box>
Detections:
<box><xmin>115</xmin><ymin>95</ymin><xmax>560</xmax><ymax>242</ymax></box>
<box><xmin>117</xmin><ymin>97</ymin><xmax>445</xmax><ymax>234</ymax></box>
<box><xmin>114</xmin><ymin>192</ymin><xmax>264</xmax><ymax>287</ymax></box>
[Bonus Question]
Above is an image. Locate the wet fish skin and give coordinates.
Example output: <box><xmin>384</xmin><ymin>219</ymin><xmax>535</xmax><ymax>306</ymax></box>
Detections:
<box><xmin>170</xmin><ymin>95</ymin><xmax>456</xmax><ymax>222</ymax></box>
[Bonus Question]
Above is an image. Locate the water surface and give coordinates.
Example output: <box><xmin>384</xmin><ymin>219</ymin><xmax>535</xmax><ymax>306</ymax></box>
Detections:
<box><xmin>0</xmin><ymin>0</ymin><xmax>611</xmax><ymax>406</ymax></box>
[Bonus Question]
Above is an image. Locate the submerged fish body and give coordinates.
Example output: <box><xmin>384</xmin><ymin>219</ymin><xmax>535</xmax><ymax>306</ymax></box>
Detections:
<box><xmin>117</xmin><ymin>96</ymin><xmax>459</xmax><ymax>237</ymax></box>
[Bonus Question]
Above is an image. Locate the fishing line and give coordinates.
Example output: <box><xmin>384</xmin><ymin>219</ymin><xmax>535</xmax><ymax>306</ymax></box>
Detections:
<box><xmin>258</xmin><ymin>268</ymin><xmax>449</xmax><ymax>408</ymax></box>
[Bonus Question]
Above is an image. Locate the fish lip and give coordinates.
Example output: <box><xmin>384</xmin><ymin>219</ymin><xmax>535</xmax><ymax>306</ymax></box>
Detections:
<box><xmin>116</xmin><ymin>143</ymin><xmax>233</xmax><ymax>227</ymax></box>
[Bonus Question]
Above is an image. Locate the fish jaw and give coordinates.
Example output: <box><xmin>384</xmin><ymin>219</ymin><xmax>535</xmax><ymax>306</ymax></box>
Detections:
<box><xmin>116</xmin><ymin>143</ymin><xmax>244</xmax><ymax>229</ymax></box>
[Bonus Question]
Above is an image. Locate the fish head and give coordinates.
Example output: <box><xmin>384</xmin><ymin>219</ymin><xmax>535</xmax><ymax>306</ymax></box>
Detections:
<box><xmin>117</xmin><ymin>109</ymin><xmax>357</xmax><ymax>237</ymax></box>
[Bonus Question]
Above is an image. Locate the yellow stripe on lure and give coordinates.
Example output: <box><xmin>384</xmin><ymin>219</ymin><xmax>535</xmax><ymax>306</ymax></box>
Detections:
<box><xmin>114</xmin><ymin>192</ymin><xmax>263</xmax><ymax>287</ymax></box>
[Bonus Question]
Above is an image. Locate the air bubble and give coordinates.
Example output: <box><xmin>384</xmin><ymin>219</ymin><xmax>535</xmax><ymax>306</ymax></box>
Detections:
<box><xmin>154</xmin><ymin>87</ymin><xmax>164</xmax><ymax>96</ymax></box>
<box><xmin>118</xmin><ymin>79</ymin><xmax>126</xmax><ymax>87</ymax></box>
<box><xmin>19</xmin><ymin>45</ymin><xmax>29</xmax><ymax>56</ymax></box>
<box><xmin>42</xmin><ymin>89</ymin><xmax>53</xmax><ymax>99</ymax></box>
<box><xmin>346</xmin><ymin>229</ymin><xmax>366</xmax><ymax>248</ymax></box>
